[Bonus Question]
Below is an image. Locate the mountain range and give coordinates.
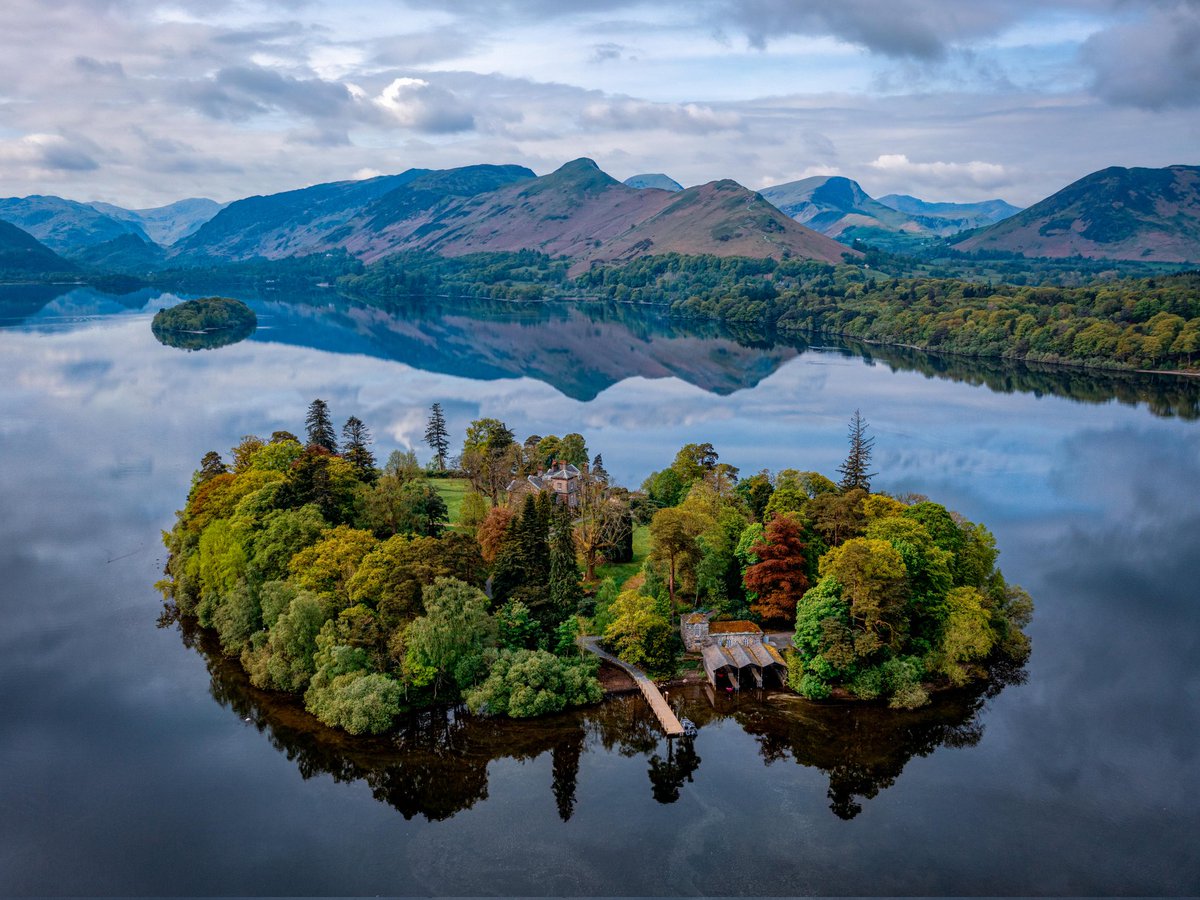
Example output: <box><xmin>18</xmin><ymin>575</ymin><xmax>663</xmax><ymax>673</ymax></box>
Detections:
<box><xmin>1</xmin><ymin>160</ymin><xmax>1198</xmax><ymax>273</ymax></box>
<box><xmin>759</xmin><ymin>175</ymin><xmax>1020</xmax><ymax>243</ymax></box>
<box><xmin>951</xmin><ymin>165</ymin><xmax>1200</xmax><ymax>262</ymax></box>
<box><xmin>178</xmin><ymin>157</ymin><xmax>851</xmax><ymax>268</ymax></box>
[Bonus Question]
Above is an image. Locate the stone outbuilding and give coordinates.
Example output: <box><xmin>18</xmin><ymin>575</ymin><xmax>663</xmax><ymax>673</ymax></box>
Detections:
<box><xmin>681</xmin><ymin>612</ymin><xmax>764</xmax><ymax>651</ymax></box>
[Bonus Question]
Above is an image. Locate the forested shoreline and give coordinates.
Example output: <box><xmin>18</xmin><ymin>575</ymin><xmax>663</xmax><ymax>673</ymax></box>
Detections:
<box><xmin>335</xmin><ymin>251</ymin><xmax>1200</xmax><ymax>373</ymax></box>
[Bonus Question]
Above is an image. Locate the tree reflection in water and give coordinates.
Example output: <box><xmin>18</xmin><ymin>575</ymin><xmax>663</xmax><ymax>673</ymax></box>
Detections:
<box><xmin>683</xmin><ymin>656</ymin><xmax>1026</xmax><ymax>819</ymax></box>
<box><xmin>170</xmin><ymin>613</ymin><xmax>1025</xmax><ymax>822</ymax></box>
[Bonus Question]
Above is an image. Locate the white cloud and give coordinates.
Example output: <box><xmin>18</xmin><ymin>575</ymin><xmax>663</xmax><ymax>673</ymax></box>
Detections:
<box><xmin>868</xmin><ymin>153</ymin><xmax>1012</xmax><ymax>192</ymax></box>
<box><xmin>580</xmin><ymin>99</ymin><xmax>741</xmax><ymax>133</ymax></box>
<box><xmin>374</xmin><ymin>76</ymin><xmax>475</xmax><ymax>132</ymax></box>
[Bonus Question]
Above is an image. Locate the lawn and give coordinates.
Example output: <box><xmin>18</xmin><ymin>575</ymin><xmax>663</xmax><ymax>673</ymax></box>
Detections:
<box><xmin>433</xmin><ymin>477</ymin><xmax>472</xmax><ymax>525</ymax></box>
<box><xmin>592</xmin><ymin>523</ymin><xmax>650</xmax><ymax>589</ymax></box>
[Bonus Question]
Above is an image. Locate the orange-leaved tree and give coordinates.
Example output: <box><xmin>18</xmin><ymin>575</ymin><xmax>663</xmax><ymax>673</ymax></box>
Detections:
<box><xmin>744</xmin><ymin>514</ymin><xmax>809</xmax><ymax>624</ymax></box>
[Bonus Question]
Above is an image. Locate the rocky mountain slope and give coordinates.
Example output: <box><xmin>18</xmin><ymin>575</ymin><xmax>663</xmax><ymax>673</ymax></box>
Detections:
<box><xmin>952</xmin><ymin>165</ymin><xmax>1200</xmax><ymax>262</ymax></box>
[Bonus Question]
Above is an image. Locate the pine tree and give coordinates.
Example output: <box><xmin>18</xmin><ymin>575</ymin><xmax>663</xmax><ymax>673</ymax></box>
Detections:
<box><xmin>425</xmin><ymin>402</ymin><xmax>450</xmax><ymax>471</ymax></box>
<box><xmin>305</xmin><ymin>399</ymin><xmax>337</xmax><ymax>453</ymax></box>
<box><xmin>591</xmin><ymin>453</ymin><xmax>608</xmax><ymax>483</ymax></box>
<box><xmin>548</xmin><ymin>502</ymin><xmax>583</xmax><ymax>624</ymax></box>
<box><xmin>341</xmin><ymin>416</ymin><xmax>377</xmax><ymax>482</ymax></box>
<box><xmin>837</xmin><ymin>409</ymin><xmax>877</xmax><ymax>492</ymax></box>
<box><xmin>198</xmin><ymin>450</ymin><xmax>227</xmax><ymax>483</ymax></box>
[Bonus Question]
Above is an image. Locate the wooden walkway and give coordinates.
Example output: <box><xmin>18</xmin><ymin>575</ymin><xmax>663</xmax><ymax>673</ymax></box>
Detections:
<box><xmin>580</xmin><ymin>637</ymin><xmax>684</xmax><ymax>737</ymax></box>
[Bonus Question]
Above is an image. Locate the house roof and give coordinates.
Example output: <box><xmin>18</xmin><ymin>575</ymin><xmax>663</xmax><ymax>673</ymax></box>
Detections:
<box><xmin>545</xmin><ymin>462</ymin><xmax>580</xmax><ymax>479</ymax></box>
<box><xmin>683</xmin><ymin>612</ymin><xmax>709</xmax><ymax>625</ymax></box>
<box><xmin>708</xmin><ymin>620</ymin><xmax>762</xmax><ymax>635</ymax></box>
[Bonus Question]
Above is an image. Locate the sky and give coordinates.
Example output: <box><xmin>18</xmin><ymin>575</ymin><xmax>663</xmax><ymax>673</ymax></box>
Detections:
<box><xmin>0</xmin><ymin>0</ymin><xmax>1197</xmax><ymax>209</ymax></box>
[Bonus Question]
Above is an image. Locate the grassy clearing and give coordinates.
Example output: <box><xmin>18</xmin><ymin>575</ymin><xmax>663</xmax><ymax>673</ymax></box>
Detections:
<box><xmin>433</xmin><ymin>478</ymin><xmax>472</xmax><ymax>525</ymax></box>
<box><xmin>592</xmin><ymin>524</ymin><xmax>650</xmax><ymax>590</ymax></box>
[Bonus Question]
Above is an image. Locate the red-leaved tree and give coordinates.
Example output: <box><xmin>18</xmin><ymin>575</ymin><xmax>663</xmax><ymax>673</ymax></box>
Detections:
<box><xmin>744</xmin><ymin>514</ymin><xmax>810</xmax><ymax>624</ymax></box>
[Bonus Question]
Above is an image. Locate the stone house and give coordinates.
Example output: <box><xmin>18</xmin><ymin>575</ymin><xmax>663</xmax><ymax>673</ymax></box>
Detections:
<box><xmin>505</xmin><ymin>459</ymin><xmax>581</xmax><ymax>508</ymax></box>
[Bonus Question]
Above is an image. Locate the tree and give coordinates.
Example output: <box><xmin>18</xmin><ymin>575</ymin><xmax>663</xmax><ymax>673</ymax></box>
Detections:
<box><xmin>476</xmin><ymin>504</ymin><xmax>515</xmax><ymax>564</ymax></box>
<box><xmin>341</xmin><ymin>416</ymin><xmax>377</xmax><ymax>481</ymax></box>
<box><xmin>574</xmin><ymin>466</ymin><xmax>629</xmax><ymax>580</ymax></box>
<box><xmin>425</xmin><ymin>402</ymin><xmax>450</xmax><ymax>471</ymax></box>
<box><xmin>837</xmin><ymin>409</ymin><xmax>877</xmax><ymax>492</ymax></box>
<box><xmin>648</xmin><ymin>503</ymin><xmax>710</xmax><ymax>615</ymax></box>
<box><xmin>464</xmin><ymin>649</ymin><xmax>601</xmax><ymax>718</ymax></box>
<box><xmin>403</xmin><ymin>578</ymin><xmax>495</xmax><ymax>698</ymax></box>
<box><xmin>305</xmin><ymin>398</ymin><xmax>337</xmax><ymax>453</ymax></box>
<box><xmin>460</xmin><ymin>417</ymin><xmax>517</xmax><ymax>504</ymax></box>
<box><xmin>287</xmin><ymin>525</ymin><xmax>379</xmax><ymax>611</ymax></box>
<box><xmin>548</xmin><ymin>502</ymin><xmax>583</xmax><ymax>628</ymax></box>
<box><xmin>603</xmin><ymin>590</ymin><xmax>677</xmax><ymax>677</ymax></box>
<box><xmin>744</xmin><ymin>514</ymin><xmax>810</xmax><ymax>624</ymax></box>
<box><xmin>819</xmin><ymin>537</ymin><xmax>908</xmax><ymax>657</ymax></box>
<box><xmin>198</xmin><ymin>450</ymin><xmax>227</xmax><ymax>484</ymax></box>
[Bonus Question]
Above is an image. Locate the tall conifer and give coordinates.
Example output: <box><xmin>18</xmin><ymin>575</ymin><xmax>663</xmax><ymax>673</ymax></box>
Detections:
<box><xmin>305</xmin><ymin>399</ymin><xmax>337</xmax><ymax>453</ymax></box>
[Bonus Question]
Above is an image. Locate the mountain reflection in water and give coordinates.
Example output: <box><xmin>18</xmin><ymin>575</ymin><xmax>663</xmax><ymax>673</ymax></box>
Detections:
<box><xmin>3</xmin><ymin>282</ymin><xmax>1197</xmax><ymax>417</ymax></box>
<box><xmin>172</xmin><ymin>612</ymin><xmax>1024</xmax><ymax>823</ymax></box>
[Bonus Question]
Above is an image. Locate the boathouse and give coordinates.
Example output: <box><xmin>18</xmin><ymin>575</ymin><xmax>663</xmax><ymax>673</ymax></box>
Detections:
<box><xmin>682</xmin><ymin>613</ymin><xmax>787</xmax><ymax>690</ymax></box>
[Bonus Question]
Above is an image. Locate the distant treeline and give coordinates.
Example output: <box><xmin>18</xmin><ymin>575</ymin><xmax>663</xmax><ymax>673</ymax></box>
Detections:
<box><xmin>333</xmin><ymin>251</ymin><xmax>1200</xmax><ymax>372</ymax></box>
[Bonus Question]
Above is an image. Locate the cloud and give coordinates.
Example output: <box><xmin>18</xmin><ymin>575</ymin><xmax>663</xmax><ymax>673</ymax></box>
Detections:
<box><xmin>580</xmin><ymin>99</ymin><xmax>740</xmax><ymax>133</ymax></box>
<box><xmin>718</xmin><ymin>0</ymin><xmax>1032</xmax><ymax>59</ymax></box>
<box><xmin>374</xmin><ymin>77</ymin><xmax>476</xmax><ymax>133</ymax></box>
<box><xmin>868</xmin><ymin>153</ymin><xmax>1012</xmax><ymax>192</ymax></box>
<box><xmin>1081</xmin><ymin>2</ymin><xmax>1200</xmax><ymax>109</ymax></box>
<box><xmin>180</xmin><ymin>65</ymin><xmax>358</xmax><ymax>122</ymax></box>
<box><xmin>0</xmin><ymin>134</ymin><xmax>99</xmax><ymax>173</ymax></box>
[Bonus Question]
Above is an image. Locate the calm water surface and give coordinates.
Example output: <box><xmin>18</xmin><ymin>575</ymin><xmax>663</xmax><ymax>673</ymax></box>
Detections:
<box><xmin>1</xmin><ymin>285</ymin><xmax>1198</xmax><ymax>895</ymax></box>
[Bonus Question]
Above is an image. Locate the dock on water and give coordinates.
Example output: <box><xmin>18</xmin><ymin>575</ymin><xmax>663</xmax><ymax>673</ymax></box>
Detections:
<box><xmin>580</xmin><ymin>637</ymin><xmax>684</xmax><ymax>737</ymax></box>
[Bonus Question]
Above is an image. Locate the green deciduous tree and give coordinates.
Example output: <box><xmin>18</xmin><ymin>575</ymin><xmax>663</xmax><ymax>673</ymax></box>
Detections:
<box><xmin>403</xmin><ymin>577</ymin><xmax>495</xmax><ymax>698</ymax></box>
<box><xmin>465</xmin><ymin>649</ymin><xmax>601</xmax><ymax>718</ymax></box>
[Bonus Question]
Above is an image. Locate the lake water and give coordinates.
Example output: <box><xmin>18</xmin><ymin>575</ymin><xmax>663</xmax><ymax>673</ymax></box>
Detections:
<box><xmin>1</xmin><ymin>283</ymin><xmax>1198</xmax><ymax>895</ymax></box>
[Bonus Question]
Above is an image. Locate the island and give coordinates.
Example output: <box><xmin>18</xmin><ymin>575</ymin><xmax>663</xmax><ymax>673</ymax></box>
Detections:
<box><xmin>151</xmin><ymin>296</ymin><xmax>257</xmax><ymax>351</ymax></box>
<box><xmin>157</xmin><ymin>401</ymin><xmax>1033</xmax><ymax>735</ymax></box>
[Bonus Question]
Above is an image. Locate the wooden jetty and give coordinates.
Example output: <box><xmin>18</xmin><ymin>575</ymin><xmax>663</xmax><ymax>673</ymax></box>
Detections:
<box><xmin>580</xmin><ymin>637</ymin><xmax>684</xmax><ymax>737</ymax></box>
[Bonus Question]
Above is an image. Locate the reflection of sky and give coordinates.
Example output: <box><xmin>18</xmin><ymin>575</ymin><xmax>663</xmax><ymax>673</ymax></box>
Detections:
<box><xmin>0</xmin><ymin>302</ymin><xmax>1198</xmax><ymax>893</ymax></box>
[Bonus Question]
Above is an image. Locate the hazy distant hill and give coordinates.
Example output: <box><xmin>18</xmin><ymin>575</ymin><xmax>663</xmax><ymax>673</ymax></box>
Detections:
<box><xmin>953</xmin><ymin>165</ymin><xmax>1200</xmax><ymax>262</ymax></box>
<box><xmin>0</xmin><ymin>219</ymin><xmax>76</xmax><ymax>277</ymax></box>
<box><xmin>877</xmin><ymin>194</ymin><xmax>1020</xmax><ymax>235</ymax></box>
<box><xmin>0</xmin><ymin>195</ymin><xmax>148</xmax><ymax>253</ymax></box>
<box><xmin>88</xmin><ymin>198</ymin><xmax>225</xmax><ymax>245</ymax></box>
<box><xmin>760</xmin><ymin>176</ymin><xmax>920</xmax><ymax>237</ymax></box>
<box><xmin>624</xmin><ymin>173</ymin><xmax>684</xmax><ymax>192</ymax></box>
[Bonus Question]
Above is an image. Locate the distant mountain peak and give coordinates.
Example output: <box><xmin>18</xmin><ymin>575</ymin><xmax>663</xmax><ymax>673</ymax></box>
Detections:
<box><xmin>624</xmin><ymin>173</ymin><xmax>684</xmax><ymax>192</ymax></box>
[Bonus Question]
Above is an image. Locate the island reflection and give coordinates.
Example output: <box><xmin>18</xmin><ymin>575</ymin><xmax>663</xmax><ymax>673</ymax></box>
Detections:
<box><xmin>169</xmin><ymin>613</ymin><xmax>1025</xmax><ymax>822</ymax></box>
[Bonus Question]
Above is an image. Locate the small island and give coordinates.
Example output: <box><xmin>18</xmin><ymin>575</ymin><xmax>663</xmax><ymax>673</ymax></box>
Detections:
<box><xmin>158</xmin><ymin>402</ymin><xmax>1032</xmax><ymax>736</ymax></box>
<box><xmin>151</xmin><ymin>296</ymin><xmax>257</xmax><ymax>351</ymax></box>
